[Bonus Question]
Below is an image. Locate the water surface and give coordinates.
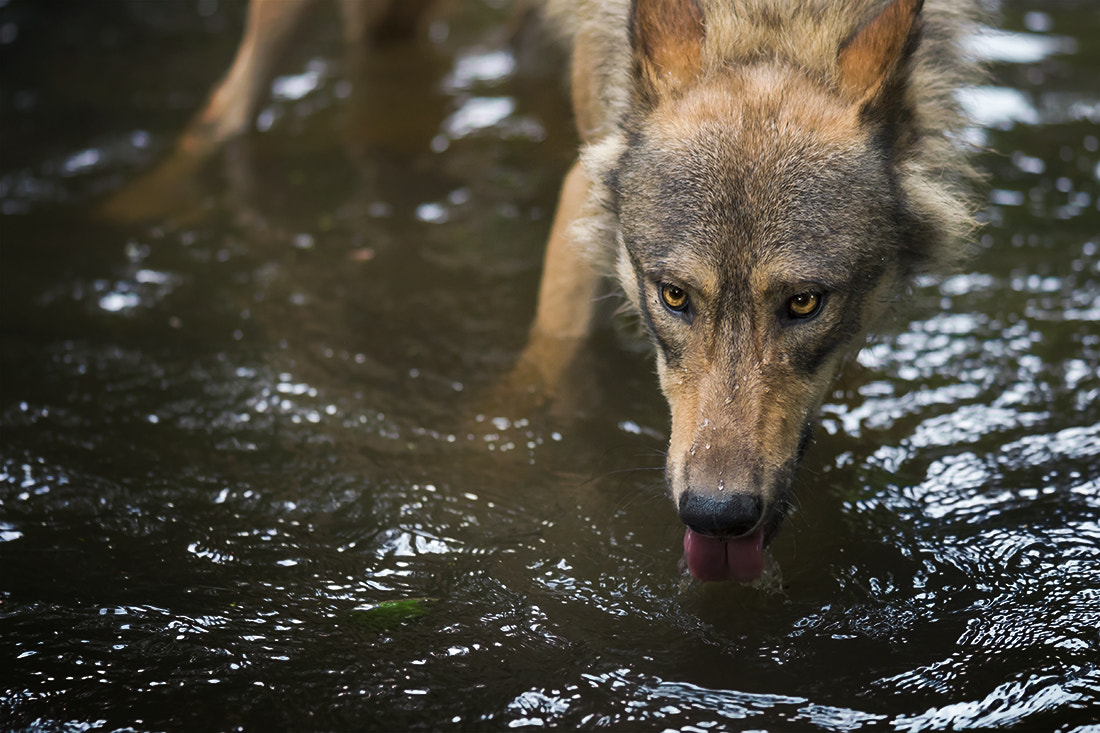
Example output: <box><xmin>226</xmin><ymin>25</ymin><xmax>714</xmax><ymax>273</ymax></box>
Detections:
<box><xmin>2</xmin><ymin>0</ymin><xmax>1098</xmax><ymax>729</ymax></box>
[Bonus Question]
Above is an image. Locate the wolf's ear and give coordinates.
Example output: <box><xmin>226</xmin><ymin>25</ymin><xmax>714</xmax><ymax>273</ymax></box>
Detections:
<box><xmin>631</xmin><ymin>0</ymin><xmax>705</xmax><ymax>105</ymax></box>
<box><xmin>837</xmin><ymin>0</ymin><xmax>923</xmax><ymax>107</ymax></box>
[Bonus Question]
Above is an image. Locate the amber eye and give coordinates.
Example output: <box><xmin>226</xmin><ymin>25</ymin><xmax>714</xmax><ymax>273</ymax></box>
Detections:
<box><xmin>660</xmin><ymin>283</ymin><xmax>689</xmax><ymax>313</ymax></box>
<box><xmin>787</xmin><ymin>291</ymin><xmax>823</xmax><ymax>319</ymax></box>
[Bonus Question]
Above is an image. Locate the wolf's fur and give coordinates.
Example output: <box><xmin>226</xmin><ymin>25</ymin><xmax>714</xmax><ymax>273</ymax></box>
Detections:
<box><xmin>541</xmin><ymin>0</ymin><xmax>981</xmax><ymax>579</ymax></box>
<box><xmin>545</xmin><ymin>0</ymin><xmax>979</xmax><ymax>274</ymax></box>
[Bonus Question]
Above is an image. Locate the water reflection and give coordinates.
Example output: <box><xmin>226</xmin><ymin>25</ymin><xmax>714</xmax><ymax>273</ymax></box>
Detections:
<box><xmin>964</xmin><ymin>28</ymin><xmax>1077</xmax><ymax>64</ymax></box>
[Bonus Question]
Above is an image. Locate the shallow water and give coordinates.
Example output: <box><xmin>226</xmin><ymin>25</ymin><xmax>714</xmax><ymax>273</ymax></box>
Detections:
<box><xmin>1</xmin><ymin>0</ymin><xmax>1098</xmax><ymax>730</ymax></box>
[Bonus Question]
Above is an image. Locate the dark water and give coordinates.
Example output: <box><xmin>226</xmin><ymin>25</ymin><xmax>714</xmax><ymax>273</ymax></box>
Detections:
<box><xmin>2</xmin><ymin>0</ymin><xmax>1098</xmax><ymax>730</ymax></box>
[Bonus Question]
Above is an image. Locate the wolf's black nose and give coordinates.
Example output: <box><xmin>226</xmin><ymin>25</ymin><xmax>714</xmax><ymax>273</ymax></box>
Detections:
<box><xmin>678</xmin><ymin>490</ymin><xmax>762</xmax><ymax>537</ymax></box>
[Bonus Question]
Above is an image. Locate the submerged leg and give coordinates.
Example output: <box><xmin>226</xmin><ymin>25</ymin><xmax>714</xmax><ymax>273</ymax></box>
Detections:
<box><xmin>510</xmin><ymin>159</ymin><xmax>601</xmax><ymax>399</ymax></box>
<box><xmin>189</xmin><ymin>0</ymin><xmax>320</xmax><ymax>147</ymax></box>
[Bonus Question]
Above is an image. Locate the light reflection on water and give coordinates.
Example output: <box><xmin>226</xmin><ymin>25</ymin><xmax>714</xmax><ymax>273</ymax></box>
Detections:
<box><xmin>1</xmin><ymin>0</ymin><xmax>1099</xmax><ymax>730</ymax></box>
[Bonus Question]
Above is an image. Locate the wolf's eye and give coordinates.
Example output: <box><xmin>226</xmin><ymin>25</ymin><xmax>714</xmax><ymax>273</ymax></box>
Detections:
<box><xmin>787</xmin><ymin>291</ymin><xmax>823</xmax><ymax>319</ymax></box>
<box><xmin>660</xmin><ymin>283</ymin><xmax>690</xmax><ymax>313</ymax></box>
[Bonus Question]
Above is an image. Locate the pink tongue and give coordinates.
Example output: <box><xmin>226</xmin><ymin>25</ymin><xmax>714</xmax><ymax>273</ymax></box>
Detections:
<box><xmin>683</xmin><ymin>527</ymin><xmax>764</xmax><ymax>582</ymax></box>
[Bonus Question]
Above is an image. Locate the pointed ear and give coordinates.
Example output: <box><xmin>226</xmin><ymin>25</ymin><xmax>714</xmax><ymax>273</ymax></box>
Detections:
<box><xmin>837</xmin><ymin>0</ymin><xmax>923</xmax><ymax>106</ymax></box>
<box><xmin>631</xmin><ymin>0</ymin><xmax>705</xmax><ymax>105</ymax></box>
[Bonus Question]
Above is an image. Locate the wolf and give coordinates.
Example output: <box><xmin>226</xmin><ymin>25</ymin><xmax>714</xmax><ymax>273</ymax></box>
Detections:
<box><xmin>117</xmin><ymin>0</ymin><xmax>981</xmax><ymax>582</ymax></box>
<box><xmin>536</xmin><ymin>0</ymin><xmax>980</xmax><ymax>582</ymax></box>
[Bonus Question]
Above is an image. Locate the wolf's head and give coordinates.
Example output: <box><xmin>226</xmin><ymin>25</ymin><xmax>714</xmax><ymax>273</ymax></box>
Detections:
<box><xmin>594</xmin><ymin>0</ymin><xmax>971</xmax><ymax>581</ymax></box>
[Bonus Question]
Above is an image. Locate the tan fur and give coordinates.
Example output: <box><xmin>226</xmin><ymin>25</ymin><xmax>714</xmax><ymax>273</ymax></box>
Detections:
<box><xmin>544</xmin><ymin>0</ymin><xmax>981</xmax><ymax>274</ymax></box>
<box><xmin>634</xmin><ymin>0</ymin><xmax>706</xmax><ymax>98</ymax></box>
<box><xmin>837</xmin><ymin>0</ymin><xmax>922</xmax><ymax>101</ymax></box>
